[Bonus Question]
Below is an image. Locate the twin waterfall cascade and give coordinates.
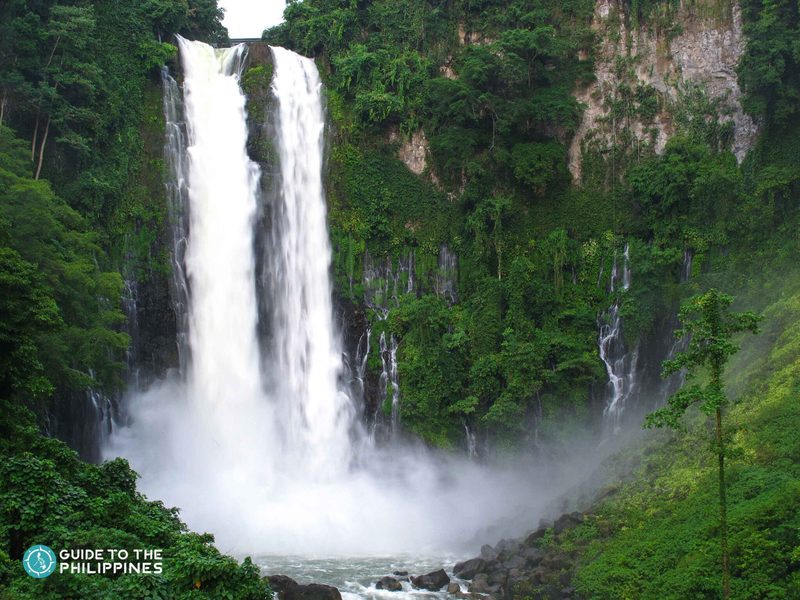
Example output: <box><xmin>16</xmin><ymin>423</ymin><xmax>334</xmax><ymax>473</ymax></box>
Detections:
<box><xmin>108</xmin><ymin>39</ymin><xmax>549</xmax><ymax>556</ymax></box>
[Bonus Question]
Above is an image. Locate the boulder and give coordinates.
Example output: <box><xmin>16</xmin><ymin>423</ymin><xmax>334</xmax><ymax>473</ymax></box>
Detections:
<box><xmin>480</xmin><ymin>544</ymin><xmax>499</xmax><ymax>560</ymax></box>
<box><xmin>375</xmin><ymin>576</ymin><xmax>402</xmax><ymax>592</ymax></box>
<box><xmin>542</xmin><ymin>553</ymin><xmax>571</xmax><ymax>571</ymax></box>
<box><xmin>486</xmin><ymin>569</ymin><xmax>506</xmax><ymax>586</ymax></box>
<box><xmin>502</xmin><ymin>555</ymin><xmax>524</xmax><ymax>571</ymax></box>
<box><xmin>392</xmin><ymin>571</ymin><xmax>408</xmax><ymax>577</ymax></box>
<box><xmin>523</xmin><ymin>528</ymin><xmax>548</xmax><ymax>547</ymax></box>
<box><xmin>411</xmin><ymin>569</ymin><xmax>450</xmax><ymax>591</ymax></box>
<box><xmin>494</xmin><ymin>539</ymin><xmax>520</xmax><ymax>557</ymax></box>
<box><xmin>285</xmin><ymin>584</ymin><xmax>342</xmax><ymax>600</ymax></box>
<box><xmin>530</xmin><ymin>568</ymin><xmax>549</xmax><ymax>585</ymax></box>
<box><xmin>453</xmin><ymin>557</ymin><xmax>486</xmax><ymax>580</ymax></box>
<box><xmin>266</xmin><ymin>575</ymin><xmax>299</xmax><ymax>598</ymax></box>
<box><xmin>268</xmin><ymin>578</ymin><xmax>342</xmax><ymax>600</ymax></box>
<box><xmin>468</xmin><ymin>574</ymin><xmax>493</xmax><ymax>594</ymax></box>
<box><xmin>447</xmin><ymin>582</ymin><xmax>461</xmax><ymax>594</ymax></box>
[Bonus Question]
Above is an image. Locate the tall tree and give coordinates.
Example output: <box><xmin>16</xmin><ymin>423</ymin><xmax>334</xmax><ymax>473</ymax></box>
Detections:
<box><xmin>32</xmin><ymin>4</ymin><xmax>100</xmax><ymax>179</ymax></box>
<box><xmin>645</xmin><ymin>289</ymin><xmax>760</xmax><ymax>599</ymax></box>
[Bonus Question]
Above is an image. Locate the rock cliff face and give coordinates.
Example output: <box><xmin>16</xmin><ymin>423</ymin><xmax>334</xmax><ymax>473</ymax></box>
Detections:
<box><xmin>396</xmin><ymin>129</ymin><xmax>430</xmax><ymax>175</ymax></box>
<box><xmin>569</xmin><ymin>0</ymin><xmax>758</xmax><ymax>181</ymax></box>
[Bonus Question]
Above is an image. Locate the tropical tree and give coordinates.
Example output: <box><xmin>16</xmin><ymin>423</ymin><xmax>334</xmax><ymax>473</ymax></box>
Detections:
<box><xmin>645</xmin><ymin>289</ymin><xmax>761</xmax><ymax>599</ymax></box>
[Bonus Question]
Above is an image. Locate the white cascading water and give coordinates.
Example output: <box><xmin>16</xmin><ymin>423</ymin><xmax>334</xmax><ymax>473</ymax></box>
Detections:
<box><xmin>265</xmin><ymin>46</ymin><xmax>354</xmax><ymax>477</ymax></box>
<box><xmin>107</xmin><ymin>39</ymin><xmax>603</xmax><ymax>559</ymax></box>
<box><xmin>598</xmin><ymin>243</ymin><xmax>639</xmax><ymax>435</ymax></box>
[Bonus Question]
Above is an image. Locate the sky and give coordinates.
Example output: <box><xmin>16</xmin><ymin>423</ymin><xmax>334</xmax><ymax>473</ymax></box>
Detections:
<box><xmin>219</xmin><ymin>0</ymin><xmax>286</xmax><ymax>38</ymax></box>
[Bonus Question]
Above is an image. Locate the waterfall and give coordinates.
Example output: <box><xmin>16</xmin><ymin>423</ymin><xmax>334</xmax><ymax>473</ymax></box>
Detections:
<box><xmin>121</xmin><ymin>278</ymin><xmax>141</xmax><ymax>392</ymax></box>
<box><xmin>464</xmin><ymin>422</ymin><xmax>477</xmax><ymax>459</ymax></box>
<box><xmin>598</xmin><ymin>243</ymin><xmax>639</xmax><ymax>435</ymax></box>
<box><xmin>263</xmin><ymin>46</ymin><xmax>355</xmax><ymax>475</ymax></box>
<box><xmin>362</xmin><ymin>251</ymin><xmax>414</xmax><ymax>436</ymax></box>
<box><xmin>180</xmin><ymin>38</ymin><xmax>265</xmax><ymax>428</ymax></box>
<box><xmin>110</xmin><ymin>37</ymin><xmax>361</xmax><ymax>547</ymax></box>
<box><xmin>107</xmin><ymin>38</ymin><xmax>561</xmax><ymax>556</ymax></box>
<box><xmin>162</xmin><ymin>68</ymin><xmax>191</xmax><ymax>373</ymax></box>
<box><xmin>435</xmin><ymin>243</ymin><xmax>458</xmax><ymax>304</ymax></box>
<box><xmin>350</xmin><ymin>325</ymin><xmax>372</xmax><ymax>417</ymax></box>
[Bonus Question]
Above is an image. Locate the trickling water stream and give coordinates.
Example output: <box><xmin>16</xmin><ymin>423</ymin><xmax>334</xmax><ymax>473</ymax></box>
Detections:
<box><xmin>598</xmin><ymin>243</ymin><xmax>639</xmax><ymax>435</ymax></box>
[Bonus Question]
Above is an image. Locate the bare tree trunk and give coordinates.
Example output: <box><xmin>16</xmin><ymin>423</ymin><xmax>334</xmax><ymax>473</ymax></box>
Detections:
<box><xmin>31</xmin><ymin>113</ymin><xmax>40</xmax><ymax>161</ymax></box>
<box><xmin>0</xmin><ymin>91</ymin><xmax>6</xmax><ymax>127</ymax></box>
<box><xmin>35</xmin><ymin>114</ymin><xmax>50</xmax><ymax>180</ymax></box>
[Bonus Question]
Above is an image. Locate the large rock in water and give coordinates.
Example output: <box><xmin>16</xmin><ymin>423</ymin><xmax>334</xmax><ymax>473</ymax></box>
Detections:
<box><xmin>266</xmin><ymin>576</ymin><xmax>342</xmax><ymax>600</ymax></box>
<box><xmin>453</xmin><ymin>557</ymin><xmax>487</xmax><ymax>580</ymax></box>
<box><xmin>285</xmin><ymin>583</ymin><xmax>342</xmax><ymax>600</ymax></box>
<box><xmin>375</xmin><ymin>576</ymin><xmax>402</xmax><ymax>591</ymax></box>
<box><xmin>411</xmin><ymin>569</ymin><xmax>450</xmax><ymax>591</ymax></box>
<box><xmin>266</xmin><ymin>575</ymin><xmax>298</xmax><ymax>596</ymax></box>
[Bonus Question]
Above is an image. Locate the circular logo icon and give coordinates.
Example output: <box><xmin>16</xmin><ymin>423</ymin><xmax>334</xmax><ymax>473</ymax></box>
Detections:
<box><xmin>23</xmin><ymin>545</ymin><xmax>57</xmax><ymax>578</ymax></box>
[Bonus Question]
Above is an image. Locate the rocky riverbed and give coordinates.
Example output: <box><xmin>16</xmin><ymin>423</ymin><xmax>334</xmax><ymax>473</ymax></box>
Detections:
<box><xmin>260</xmin><ymin>509</ymin><xmax>597</xmax><ymax>600</ymax></box>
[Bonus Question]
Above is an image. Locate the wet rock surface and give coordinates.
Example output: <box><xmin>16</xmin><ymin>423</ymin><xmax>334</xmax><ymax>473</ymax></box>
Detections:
<box><xmin>411</xmin><ymin>568</ymin><xmax>451</xmax><ymax>591</ymax></box>
<box><xmin>443</xmin><ymin>511</ymin><xmax>593</xmax><ymax>600</ymax></box>
<box><xmin>267</xmin><ymin>576</ymin><xmax>343</xmax><ymax>600</ymax></box>
<box><xmin>266</xmin><ymin>509</ymin><xmax>595</xmax><ymax>600</ymax></box>
<box><xmin>375</xmin><ymin>576</ymin><xmax>403</xmax><ymax>591</ymax></box>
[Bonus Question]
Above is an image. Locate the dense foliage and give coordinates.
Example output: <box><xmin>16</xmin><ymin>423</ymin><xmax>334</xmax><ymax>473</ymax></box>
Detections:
<box><xmin>0</xmin><ymin>0</ymin><xmax>226</xmax><ymax>430</ymax></box>
<box><xmin>0</xmin><ymin>1</ymin><xmax>273</xmax><ymax>597</ymax></box>
<box><xmin>645</xmin><ymin>290</ymin><xmax>760</xmax><ymax>599</ymax></box>
<box><xmin>267</xmin><ymin>0</ymin><xmax>622</xmax><ymax>448</ymax></box>
<box><xmin>0</xmin><ymin>125</ymin><xmax>126</xmax><ymax>411</ymax></box>
<box><xmin>567</xmin><ymin>283</ymin><xmax>800</xmax><ymax>599</ymax></box>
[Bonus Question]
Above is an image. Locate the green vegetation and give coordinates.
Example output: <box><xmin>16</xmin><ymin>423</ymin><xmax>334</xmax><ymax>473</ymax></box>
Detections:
<box><xmin>567</xmin><ymin>283</ymin><xmax>800</xmax><ymax>599</ymax></box>
<box><xmin>0</xmin><ymin>125</ymin><xmax>127</xmax><ymax>407</ymax></box>
<box><xmin>0</xmin><ymin>1</ymin><xmax>271</xmax><ymax>597</ymax></box>
<box><xmin>267</xmin><ymin>0</ymin><xmax>621</xmax><ymax>447</ymax></box>
<box><xmin>0</xmin><ymin>0</ymin><xmax>227</xmax><ymax>418</ymax></box>
<box><xmin>645</xmin><ymin>290</ymin><xmax>761</xmax><ymax>599</ymax></box>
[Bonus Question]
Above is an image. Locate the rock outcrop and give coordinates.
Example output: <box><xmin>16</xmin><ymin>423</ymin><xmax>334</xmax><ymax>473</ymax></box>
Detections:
<box><xmin>569</xmin><ymin>0</ymin><xmax>758</xmax><ymax>181</ymax></box>
<box><xmin>449</xmin><ymin>512</ymin><xmax>590</xmax><ymax>600</ymax></box>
